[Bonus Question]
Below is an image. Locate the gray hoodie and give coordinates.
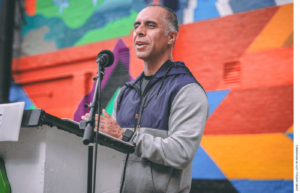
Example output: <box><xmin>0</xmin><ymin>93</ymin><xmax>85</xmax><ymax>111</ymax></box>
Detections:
<box><xmin>112</xmin><ymin>60</ymin><xmax>209</xmax><ymax>193</ymax></box>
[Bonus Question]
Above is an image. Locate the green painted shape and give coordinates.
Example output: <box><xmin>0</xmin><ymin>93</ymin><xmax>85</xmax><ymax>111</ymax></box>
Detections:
<box><xmin>0</xmin><ymin>158</ymin><xmax>11</xmax><ymax>193</ymax></box>
<box><xmin>75</xmin><ymin>10</ymin><xmax>137</xmax><ymax>46</ymax></box>
<box><xmin>28</xmin><ymin>104</ymin><xmax>37</xmax><ymax>109</ymax></box>
<box><xmin>36</xmin><ymin>0</ymin><xmax>104</xmax><ymax>28</ymax></box>
<box><xmin>105</xmin><ymin>88</ymin><xmax>120</xmax><ymax>116</ymax></box>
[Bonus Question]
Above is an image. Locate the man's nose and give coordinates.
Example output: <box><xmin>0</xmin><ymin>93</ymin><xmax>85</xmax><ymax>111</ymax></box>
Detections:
<box><xmin>136</xmin><ymin>25</ymin><xmax>146</xmax><ymax>36</ymax></box>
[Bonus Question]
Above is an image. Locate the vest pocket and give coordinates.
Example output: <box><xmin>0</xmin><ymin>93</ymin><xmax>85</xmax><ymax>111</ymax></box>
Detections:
<box><xmin>151</xmin><ymin>162</ymin><xmax>173</xmax><ymax>193</ymax></box>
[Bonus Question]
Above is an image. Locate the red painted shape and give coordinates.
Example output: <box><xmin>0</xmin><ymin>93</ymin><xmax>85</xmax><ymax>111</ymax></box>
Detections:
<box><xmin>204</xmin><ymin>84</ymin><xmax>293</xmax><ymax>135</ymax></box>
<box><xmin>122</xmin><ymin>33</ymin><xmax>144</xmax><ymax>78</ymax></box>
<box><xmin>173</xmin><ymin>6</ymin><xmax>279</xmax><ymax>91</ymax></box>
<box><xmin>12</xmin><ymin>39</ymin><xmax>118</xmax><ymax>119</ymax></box>
<box><xmin>205</xmin><ymin>46</ymin><xmax>293</xmax><ymax>134</ymax></box>
<box><xmin>25</xmin><ymin>0</ymin><xmax>36</xmax><ymax>16</ymax></box>
<box><xmin>240</xmin><ymin>47</ymin><xmax>293</xmax><ymax>88</ymax></box>
<box><xmin>215</xmin><ymin>46</ymin><xmax>293</xmax><ymax>90</ymax></box>
<box><xmin>12</xmin><ymin>39</ymin><xmax>118</xmax><ymax>72</ymax></box>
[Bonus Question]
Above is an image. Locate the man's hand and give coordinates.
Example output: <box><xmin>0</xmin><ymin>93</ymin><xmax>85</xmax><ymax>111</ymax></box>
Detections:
<box><xmin>81</xmin><ymin>109</ymin><xmax>124</xmax><ymax>140</ymax></box>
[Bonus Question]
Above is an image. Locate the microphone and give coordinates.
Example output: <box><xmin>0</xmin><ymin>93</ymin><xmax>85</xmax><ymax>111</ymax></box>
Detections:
<box><xmin>96</xmin><ymin>50</ymin><xmax>114</xmax><ymax>67</ymax></box>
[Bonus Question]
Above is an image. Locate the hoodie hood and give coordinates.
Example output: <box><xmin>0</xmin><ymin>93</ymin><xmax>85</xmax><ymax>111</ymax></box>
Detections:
<box><xmin>126</xmin><ymin>60</ymin><xmax>193</xmax><ymax>87</ymax></box>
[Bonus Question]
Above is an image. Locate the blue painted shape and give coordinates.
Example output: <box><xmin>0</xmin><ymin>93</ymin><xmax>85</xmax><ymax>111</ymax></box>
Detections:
<box><xmin>175</xmin><ymin>0</ymin><xmax>189</xmax><ymax>24</ymax></box>
<box><xmin>22</xmin><ymin>0</ymin><xmax>148</xmax><ymax>49</ymax></box>
<box><xmin>229</xmin><ymin>0</ymin><xmax>276</xmax><ymax>13</ymax></box>
<box><xmin>194</xmin><ymin>0</ymin><xmax>220</xmax><ymax>22</ymax></box>
<box><xmin>230</xmin><ymin>180</ymin><xmax>293</xmax><ymax>193</ymax></box>
<box><xmin>163</xmin><ymin>0</ymin><xmax>188</xmax><ymax>24</ymax></box>
<box><xmin>286</xmin><ymin>133</ymin><xmax>293</xmax><ymax>141</ymax></box>
<box><xmin>206</xmin><ymin>89</ymin><xmax>230</xmax><ymax>116</ymax></box>
<box><xmin>9</xmin><ymin>82</ymin><xmax>35</xmax><ymax>109</ymax></box>
<box><xmin>192</xmin><ymin>146</ymin><xmax>226</xmax><ymax>179</ymax></box>
<box><xmin>53</xmin><ymin>0</ymin><xmax>70</xmax><ymax>14</ymax></box>
<box><xmin>164</xmin><ymin>0</ymin><xmax>179</xmax><ymax>12</ymax></box>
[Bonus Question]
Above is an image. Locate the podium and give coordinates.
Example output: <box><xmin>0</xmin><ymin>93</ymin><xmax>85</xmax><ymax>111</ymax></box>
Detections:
<box><xmin>0</xmin><ymin>109</ymin><xmax>129</xmax><ymax>193</ymax></box>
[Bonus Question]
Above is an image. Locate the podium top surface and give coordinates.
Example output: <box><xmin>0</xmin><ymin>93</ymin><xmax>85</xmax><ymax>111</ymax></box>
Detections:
<box><xmin>21</xmin><ymin>109</ymin><xmax>135</xmax><ymax>154</ymax></box>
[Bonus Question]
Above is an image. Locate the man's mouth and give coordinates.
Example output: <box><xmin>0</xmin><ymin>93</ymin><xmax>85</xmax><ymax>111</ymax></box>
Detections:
<box><xmin>136</xmin><ymin>41</ymin><xmax>147</xmax><ymax>48</ymax></box>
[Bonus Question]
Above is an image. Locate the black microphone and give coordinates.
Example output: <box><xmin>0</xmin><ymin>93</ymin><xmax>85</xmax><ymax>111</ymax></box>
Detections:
<box><xmin>96</xmin><ymin>50</ymin><xmax>114</xmax><ymax>67</ymax></box>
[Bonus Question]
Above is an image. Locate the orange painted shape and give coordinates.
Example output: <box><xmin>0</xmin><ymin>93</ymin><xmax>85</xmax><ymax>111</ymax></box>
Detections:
<box><xmin>286</xmin><ymin>125</ymin><xmax>294</xmax><ymax>133</ymax></box>
<box><xmin>25</xmin><ymin>0</ymin><xmax>36</xmax><ymax>16</ymax></box>
<box><xmin>248</xmin><ymin>3</ymin><xmax>293</xmax><ymax>52</ymax></box>
<box><xmin>201</xmin><ymin>133</ymin><xmax>293</xmax><ymax>179</ymax></box>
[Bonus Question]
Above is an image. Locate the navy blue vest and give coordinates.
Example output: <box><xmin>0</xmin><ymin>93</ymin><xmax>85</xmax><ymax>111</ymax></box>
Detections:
<box><xmin>116</xmin><ymin>60</ymin><xmax>204</xmax><ymax>131</ymax></box>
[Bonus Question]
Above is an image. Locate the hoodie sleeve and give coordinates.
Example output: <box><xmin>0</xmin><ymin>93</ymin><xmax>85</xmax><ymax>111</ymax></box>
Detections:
<box><xmin>132</xmin><ymin>83</ymin><xmax>209</xmax><ymax>169</ymax></box>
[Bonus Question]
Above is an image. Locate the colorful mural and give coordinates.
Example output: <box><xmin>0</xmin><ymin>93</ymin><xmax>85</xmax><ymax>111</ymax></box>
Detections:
<box><xmin>10</xmin><ymin>0</ymin><xmax>294</xmax><ymax>192</ymax></box>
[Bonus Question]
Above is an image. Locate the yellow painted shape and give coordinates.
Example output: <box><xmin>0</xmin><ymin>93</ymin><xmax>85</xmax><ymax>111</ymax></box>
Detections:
<box><xmin>248</xmin><ymin>4</ymin><xmax>293</xmax><ymax>52</ymax></box>
<box><xmin>286</xmin><ymin>125</ymin><xmax>294</xmax><ymax>133</ymax></box>
<box><xmin>201</xmin><ymin>133</ymin><xmax>293</xmax><ymax>179</ymax></box>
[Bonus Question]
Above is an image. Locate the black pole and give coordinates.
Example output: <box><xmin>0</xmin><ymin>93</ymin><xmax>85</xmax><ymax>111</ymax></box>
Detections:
<box><xmin>87</xmin><ymin>146</ymin><xmax>93</xmax><ymax>193</ymax></box>
<box><xmin>82</xmin><ymin>75</ymin><xmax>100</xmax><ymax>145</ymax></box>
<box><xmin>93</xmin><ymin>67</ymin><xmax>104</xmax><ymax>193</ymax></box>
<box><xmin>0</xmin><ymin>0</ymin><xmax>16</xmax><ymax>104</ymax></box>
<box><xmin>82</xmin><ymin>68</ymin><xmax>104</xmax><ymax>193</ymax></box>
<box><xmin>80</xmin><ymin>50</ymin><xmax>113</xmax><ymax>193</ymax></box>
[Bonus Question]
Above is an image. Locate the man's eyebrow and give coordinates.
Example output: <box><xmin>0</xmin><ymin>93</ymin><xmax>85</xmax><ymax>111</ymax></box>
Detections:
<box><xmin>145</xmin><ymin>20</ymin><xmax>157</xmax><ymax>25</ymax></box>
<box><xmin>134</xmin><ymin>21</ymin><xmax>140</xmax><ymax>26</ymax></box>
<box><xmin>134</xmin><ymin>20</ymin><xmax>158</xmax><ymax>26</ymax></box>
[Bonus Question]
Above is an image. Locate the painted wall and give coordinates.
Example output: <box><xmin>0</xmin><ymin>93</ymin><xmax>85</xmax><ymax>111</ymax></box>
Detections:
<box><xmin>9</xmin><ymin>0</ymin><xmax>293</xmax><ymax>192</ymax></box>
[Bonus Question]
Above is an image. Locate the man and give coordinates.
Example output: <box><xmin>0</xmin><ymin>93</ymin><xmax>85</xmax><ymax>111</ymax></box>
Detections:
<box><xmin>82</xmin><ymin>5</ymin><xmax>209</xmax><ymax>193</ymax></box>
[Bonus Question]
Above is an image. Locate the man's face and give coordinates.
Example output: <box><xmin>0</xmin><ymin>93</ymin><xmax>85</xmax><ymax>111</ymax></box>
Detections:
<box><xmin>133</xmin><ymin>7</ymin><xmax>169</xmax><ymax>61</ymax></box>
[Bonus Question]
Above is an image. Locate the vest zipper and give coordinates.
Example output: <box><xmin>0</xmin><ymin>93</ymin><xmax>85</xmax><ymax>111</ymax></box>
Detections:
<box><xmin>130</xmin><ymin>84</ymin><xmax>142</xmax><ymax>132</ymax></box>
<box><xmin>136</xmin><ymin>84</ymin><xmax>157</xmax><ymax>129</ymax></box>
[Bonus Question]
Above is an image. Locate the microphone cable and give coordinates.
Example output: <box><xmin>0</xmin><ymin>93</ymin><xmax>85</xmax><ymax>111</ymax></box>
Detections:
<box><xmin>119</xmin><ymin>153</ymin><xmax>129</xmax><ymax>193</ymax></box>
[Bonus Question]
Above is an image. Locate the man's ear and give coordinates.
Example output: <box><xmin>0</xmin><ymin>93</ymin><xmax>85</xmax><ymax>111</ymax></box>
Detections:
<box><xmin>168</xmin><ymin>31</ymin><xmax>179</xmax><ymax>45</ymax></box>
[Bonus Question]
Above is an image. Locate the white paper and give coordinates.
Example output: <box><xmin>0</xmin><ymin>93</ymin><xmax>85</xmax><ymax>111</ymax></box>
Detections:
<box><xmin>0</xmin><ymin>102</ymin><xmax>25</xmax><ymax>141</ymax></box>
<box><xmin>0</xmin><ymin>106</ymin><xmax>4</xmax><ymax>129</ymax></box>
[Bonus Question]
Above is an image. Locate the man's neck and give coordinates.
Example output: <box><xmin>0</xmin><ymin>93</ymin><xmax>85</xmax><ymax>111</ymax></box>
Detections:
<box><xmin>143</xmin><ymin>53</ymin><xmax>173</xmax><ymax>76</ymax></box>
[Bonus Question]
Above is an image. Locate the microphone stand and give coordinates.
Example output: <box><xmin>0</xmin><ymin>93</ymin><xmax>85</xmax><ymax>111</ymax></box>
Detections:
<box><xmin>81</xmin><ymin>65</ymin><xmax>105</xmax><ymax>193</ymax></box>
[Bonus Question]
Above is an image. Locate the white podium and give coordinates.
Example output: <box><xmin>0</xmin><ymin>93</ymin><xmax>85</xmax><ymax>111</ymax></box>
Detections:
<box><xmin>0</xmin><ymin>109</ymin><xmax>125</xmax><ymax>193</ymax></box>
